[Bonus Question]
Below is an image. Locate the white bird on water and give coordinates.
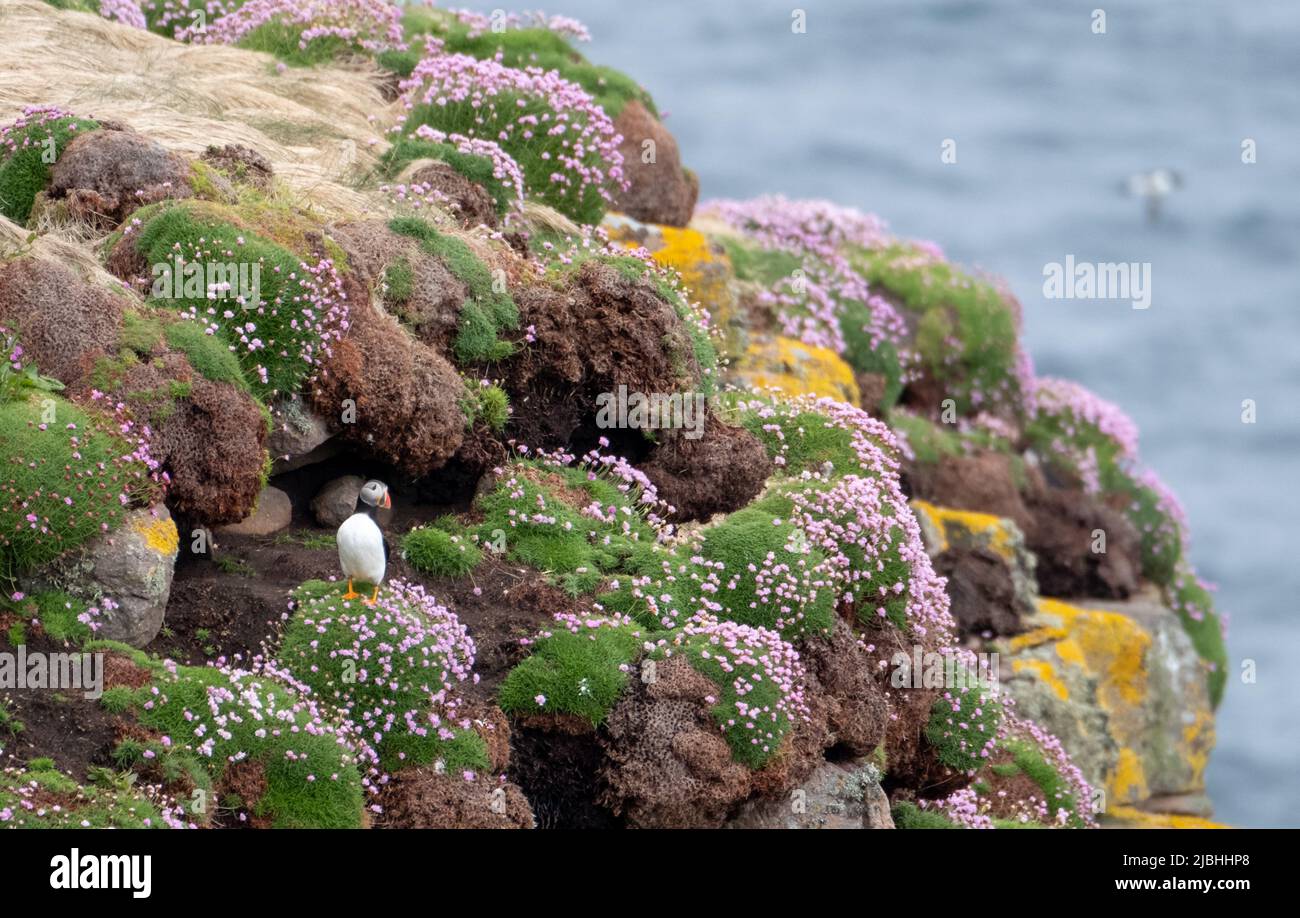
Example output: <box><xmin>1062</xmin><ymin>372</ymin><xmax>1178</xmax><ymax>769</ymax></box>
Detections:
<box><xmin>338</xmin><ymin>479</ymin><xmax>390</xmax><ymax>605</ymax></box>
<box><xmin>1121</xmin><ymin>168</ymin><xmax>1183</xmax><ymax>223</ymax></box>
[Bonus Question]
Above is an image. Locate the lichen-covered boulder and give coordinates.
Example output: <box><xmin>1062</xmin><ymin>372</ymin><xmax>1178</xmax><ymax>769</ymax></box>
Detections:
<box><xmin>267</xmin><ymin>399</ymin><xmax>340</xmax><ymax>474</ymax></box>
<box><xmin>732</xmin><ymin>335</ymin><xmax>861</xmax><ymax>405</ymax></box>
<box><xmin>1003</xmin><ymin>595</ymin><xmax>1217</xmax><ymax>811</ymax></box>
<box><xmin>610</xmin><ymin>101</ymin><xmax>698</xmax><ymax>227</ymax></box>
<box><xmin>22</xmin><ymin>506</ymin><xmax>179</xmax><ymax>647</ymax></box>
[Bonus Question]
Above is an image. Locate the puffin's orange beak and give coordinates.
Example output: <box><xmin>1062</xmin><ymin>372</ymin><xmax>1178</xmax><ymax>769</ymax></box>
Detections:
<box><xmin>382</xmin><ymin>491</ymin><xmax>392</xmax><ymax>509</ymax></box>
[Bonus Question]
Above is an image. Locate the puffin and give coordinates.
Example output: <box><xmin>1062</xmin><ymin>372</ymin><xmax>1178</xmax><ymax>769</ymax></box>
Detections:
<box><xmin>338</xmin><ymin>479</ymin><xmax>391</xmax><ymax>605</ymax></box>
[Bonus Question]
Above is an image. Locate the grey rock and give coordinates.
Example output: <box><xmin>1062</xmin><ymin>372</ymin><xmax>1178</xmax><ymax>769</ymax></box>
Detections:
<box><xmin>268</xmin><ymin>400</ymin><xmax>339</xmax><ymax>474</ymax></box>
<box><xmin>217</xmin><ymin>486</ymin><xmax>292</xmax><ymax>537</ymax></box>
<box><xmin>312</xmin><ymin>475</ymin><xmax>364</xmax><ymax>529</ymax></box>
<box><xmin>22</xmin><ymin>506</ymin><xmax>179</xmax><ymax>648</ymax></box>
<box><xmin>726</xmin><ymin>760</ymin><xmax>893</xmax><ymax>829</ymax></box>
<box><xmin>1003</xmin><ymin>590</ymin><xmax>1216</xmax><ymax>810</ymax></box>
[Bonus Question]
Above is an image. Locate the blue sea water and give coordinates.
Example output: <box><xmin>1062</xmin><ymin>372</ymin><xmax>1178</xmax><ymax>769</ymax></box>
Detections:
<box><xmin>448</xmin><ymin>0</ymin><xmax>1300</xmax><ymax>826</ymax></box>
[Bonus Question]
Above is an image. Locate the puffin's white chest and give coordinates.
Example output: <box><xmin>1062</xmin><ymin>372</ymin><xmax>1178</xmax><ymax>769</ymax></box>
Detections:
<box><xmin>337</xmin><ymin>513</ymin><xmax>386</xmax><ymax>585</ymax></box>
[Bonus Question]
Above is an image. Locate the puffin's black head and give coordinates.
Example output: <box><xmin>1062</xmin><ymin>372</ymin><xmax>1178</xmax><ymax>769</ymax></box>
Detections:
<box><xmin>358</xmin><ymin>480</ymin><xmax>391</xmax><ymax>511</ymax></box>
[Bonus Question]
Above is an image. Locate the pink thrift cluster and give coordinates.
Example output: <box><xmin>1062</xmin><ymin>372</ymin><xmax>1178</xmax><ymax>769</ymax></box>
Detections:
<box><xmin>652</xmin><ymin>612</ymin><xmax>810</xmax><ymax>759</ymax></box>
<box><xmin>136</xmin><ymin>1</ymin><xmax>241</xmax><ymax>40</ymax></box>
<box><xmin>290</xmin><ymin>579</ymin><xmax>475</xmax><ymax>689</ymax></box>
<box><xmin>0</xmin><ymin>105</ymin><xmax>86</xmax><ymax>156</ymax></box>
<box><xmin>97</xmin><ymin>0</ymin><xmax>147</xmax><ymax>29</ymax></box>
<box><xmin>280</xmin><ymin>579</ymin><xmax>477</xmax><ymax>770</ymax></box>
<box><xmin>0</xmin><ymin>766</ymin><xmax>193</xmax><ymax>829</ymax></box>
<box><xmin>998</xmin><ymin>713</ymin><xmax>1099</xmax><ymax>828</ymax></box>
<box><xmin>700</xmin><ymin>195</ymin><xmax>908</xmax><ymax>358</ymax></box>
<box><xmin>790</xmin><ymin>472</ymin><xmax>953</xmax><ymax>642</ymax></box>
<box><xmin>449</xmin><ymin>7</ymin><xmax>593</xmax><ymax>42</ymax></box>
<box><xmin>1130</xmin><ymin>465</ymin><xmax>1189</xmax><ymax>537</ymax></box>
<box><xmin>919</xmin><ymin>787</ymin><xmax>995</xmax><ymax>829</ymax></box>
<box><xmin>393</xmin><ymin>51</ymin><xmax>626</xmax><ymax>215</ymax></box>
<box><xmin>734</xmin><ymin>391</ymin><xmax>904</xmax><ymax>477</ymax></box>
<box><xmin>1034</xmin><ymin>376</ymin><xmax>1140</xmax><ymax>464</ymax></box>
<box><xmin>161</xmin><ymin>236</ymin><xmax>349</xmax><ymax>397</ymax></box>
<box><xmin>191</xmin><ymin>0</ymin><xmax>406</xmax><ymax>53</ymax></box>
<box><xmin>387</xmin><ymin>123</ymin><xmax>528</xmax><ymax>218</ymax></box>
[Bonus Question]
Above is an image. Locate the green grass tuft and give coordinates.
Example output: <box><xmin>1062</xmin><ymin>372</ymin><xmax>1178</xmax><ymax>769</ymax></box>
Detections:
<box><xmin>498</xmin><ymin>621</ymin><xmax>644</xmax><ymax>726</ymax></box>
<box><xmin>402</xmin><ymin>526</ymin><xmax>483</xmax><ymax>578</ymax></box>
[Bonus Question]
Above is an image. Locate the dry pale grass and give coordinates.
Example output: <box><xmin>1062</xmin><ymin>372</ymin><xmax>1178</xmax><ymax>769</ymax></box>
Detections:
<box><xmin>0</xmin><ymin>212</ymin><xmax>127</xmax><ymax>292</ymax></box>
<box><xmin>0</xmin><ymin>0</ymin><xmax>400</xmax><ymax>220</ymax></box>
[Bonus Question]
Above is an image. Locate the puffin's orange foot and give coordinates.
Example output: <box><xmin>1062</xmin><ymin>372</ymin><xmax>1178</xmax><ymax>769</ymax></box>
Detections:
<box><xmin>341</xmin><ymin>579</ymin><xmax>361</xmax><ymax>601</ymax></box>
<box><xmin>363</xmin><ymin>585</ymin><xmax>380</xmax><ymax>606</ymax></box>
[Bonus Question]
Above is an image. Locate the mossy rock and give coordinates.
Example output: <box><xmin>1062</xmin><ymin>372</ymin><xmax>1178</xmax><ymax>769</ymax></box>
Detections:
<box><xmin>388</xmin><ymin>216</ymin><xmax>518</xmax><ymax>364</ymax></box>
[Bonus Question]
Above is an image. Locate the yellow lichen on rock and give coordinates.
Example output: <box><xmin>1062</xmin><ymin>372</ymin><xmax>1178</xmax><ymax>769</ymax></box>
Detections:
<box><xmin>733</xmin><ymin>336</ymin><xmax>861</xmax><ymax>404</ymax></box>
<box><xmin>1112</xmin><ymin>747</ymin><xmax>1150</xmax><ymax>802</ymax></box>
<box><xmin>1011</xmin><ymin>658</ymin><xmax>1070</xmax><ymax>701</ymax></box>
<box><xmin>1038</xmin><ymin>598</ymin><xmax>1150</xmax><ymax>708</ymax></box>
<box><xmin>131</xmin><ymin>514</ymin><xmax>180</xmax><ymax>557</ymax></box>
<box><xmin>1008</xmin><ymin>596</ymin><xmax>1216</xmax><ymax>810</ymax></box>
<box><xmin>1105</xmin><ymin>805</ymin><xmax>1226</xmax><ymax>829</ymax></box>
<box><xmin>910</xmin><ymin>500</ymin><xmax>1017</xmax><ymax>559</ymax></box>
<box><xmin>604</xmin><ymin>216</ymin><xmax>745</xmax><ymax>358</ymax></box>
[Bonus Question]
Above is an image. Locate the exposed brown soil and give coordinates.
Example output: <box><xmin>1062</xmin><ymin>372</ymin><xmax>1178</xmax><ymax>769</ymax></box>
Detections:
<box><xmin>328</xmin><ymin>219</ymin><xmax>467</xmax><ymax>354</ymax></box>
<box><xmin>599</xmin><ymin>657</ymin><xmax>750</xmax><ymax>828</ymax></box>
<box><xmin>904</xmin><ymin>451</ymin><xmax>1031</xmax><ymax>532</ymax></box>
<box><xmin>610</xmin><ymin>100</ymin><xmax>698</xmax><ymax>227</ymax></box>
<box><xmin>801</xmin><ymin>617</ymin><xmax>890</xmax><ymax>757</ymax></box>
<box><xmin>862</xmin><ymin>616</ymin><xmax>969</xmax><ymax>799</ymax></box>
<box><xmin>69</xmin><ymin>347</ymin><xmax>268</xmax><ymax>525</ymax></box>
<box><xmin>639</xmin><ymin>410</ymin><xmax>772</xmax><ymax>522</ymax></box>
<box><xmin>511</xmin><ymin>714</ymin><xmax>623</xmax><ymax>829</ymax></box>
<box><xmin>0</xmin><ymin>628</ymin><xmax>121</xmax><ymax>782</ymax></box>
<box><xmin>1022</xmin><ymin>485</ymin><xmax>1141</xmax><ymax>599</ymax></box>
<box><xmin>376</xmin><ymin>768</ymin><xmax>534</xmax><ymax>828</ymax></box>
<box><xmin>932</xmin><ymin>545</ymin><xmax>1030</xmax><ymax>637</ymax></box>
<box><xmin>503</xmin><ymin>259</ymin><xmax>702</xmax><ymax>451</ymax></box>
<box><xmin>0</xmin><ymin>255</ymin><xmax>125</xmax><ymax>385</ymax></box>
<box><xmin>308</xmin><ymin>276</ymin><xmax>467</xmax><ymax>477</ymax></box>
<box><xmin>200</xmin><ymin>144</ymin><xmax>274</xmax><ymax>192</ymax></box>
